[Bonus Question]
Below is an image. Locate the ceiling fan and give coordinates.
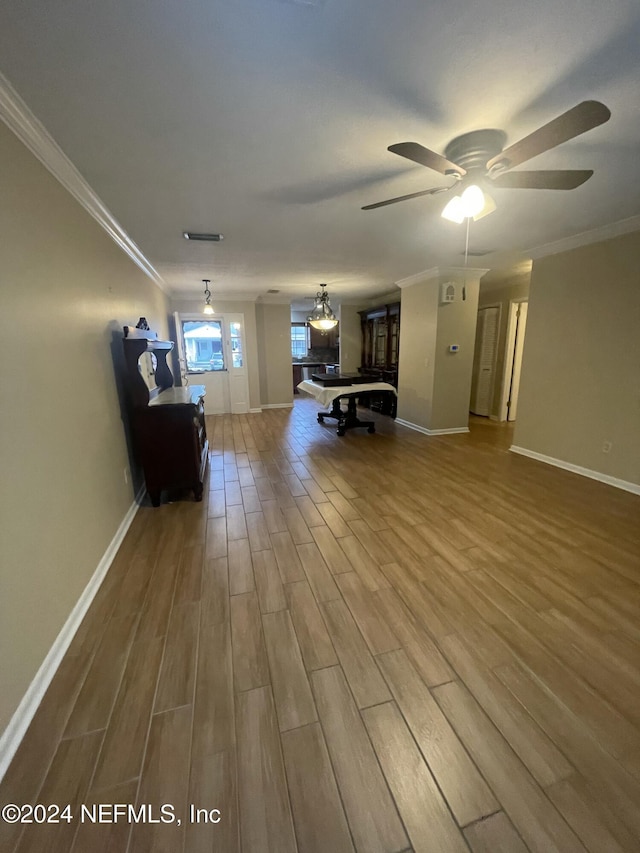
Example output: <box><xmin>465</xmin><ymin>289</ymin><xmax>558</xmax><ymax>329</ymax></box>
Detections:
<box><xmin>362</xmin><ymin>101</ymin><xmax>611</xmax><ymax>216</ymax></box>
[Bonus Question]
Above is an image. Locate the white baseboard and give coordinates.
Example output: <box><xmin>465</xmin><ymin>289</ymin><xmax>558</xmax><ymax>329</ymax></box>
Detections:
<box><xmin>0</xmin><ymin>487</ymin><xmax>144</xmax><ymax>783</ymax></box>
<box><xmin>395</xmin><ymin>418</ymin><xmax>470</xmax><ymax>436</ymax></box>
<box><xmin>261</xmin><ymin>403</ymin><xmax>294</xmax><ymax>410</ymax></box>
<box><xmin>249</xmin><ymin>407</ymin><xmax>263</xmax><ymax>413</ymax></box>
<box><xmin>510</xmin><ymin>446</ymin><xmax>640</xmax><ymax>496</ymax></box>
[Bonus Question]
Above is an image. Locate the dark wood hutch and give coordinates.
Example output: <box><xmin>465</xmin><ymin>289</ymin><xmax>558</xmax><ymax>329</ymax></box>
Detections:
<box><xmin>122</xmin><ymin>328</ymin><xmax>208</xmax><ymax>506</ymax></box>
<box><xmin>359</xmin><ymin>301</ymin><xmax>400</xmax><ymax>386</ymax></box>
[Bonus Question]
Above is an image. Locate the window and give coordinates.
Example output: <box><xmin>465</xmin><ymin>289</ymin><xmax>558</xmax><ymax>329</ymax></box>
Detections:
<box><xmin>291</xmin><ymin>323</ymin><xmax>309</xmax><ymax>359</ymax></box>
<box><xmin>229</xmin><ymin>321</ymin><xmax>244</xmax><ymax>368</ymax></box>
<box><xmin>182</xmin><ymin>320</ymin><xmax>225</xmax><ymax>372</ymax></box>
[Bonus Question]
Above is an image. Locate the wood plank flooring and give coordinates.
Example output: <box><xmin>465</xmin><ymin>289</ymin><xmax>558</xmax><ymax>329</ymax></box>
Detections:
<box><xmin>2</xmin><ymin>400</ymin><xmax>640</xmax><ymax>852</ymax></box>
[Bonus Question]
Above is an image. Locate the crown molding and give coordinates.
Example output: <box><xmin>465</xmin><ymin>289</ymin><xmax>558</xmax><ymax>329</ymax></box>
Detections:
<box><xmin>528</xmin><ymin>214</ymin><xmax>640</xmax><ymax>260</ymax></box>
<box><xmin>396</xmin><ymin>266</ymin><xmax>490</xmax><ymax>288</ymax></box>
<box><xmin>0</xmin><ymin>71</ymin><xmax>167</xmax><ymax>292</ymax></box>
<box><xmin>396</xmin><ymin>267</ymin><xmax>440</xmax><ymax>287</ymax></box>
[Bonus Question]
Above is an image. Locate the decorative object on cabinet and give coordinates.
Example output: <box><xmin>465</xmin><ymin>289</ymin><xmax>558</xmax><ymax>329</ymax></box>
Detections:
<box><xmin>122</xmin><ymin>328</ymin><xmax>208</xmax><ymax>506</ymax></box>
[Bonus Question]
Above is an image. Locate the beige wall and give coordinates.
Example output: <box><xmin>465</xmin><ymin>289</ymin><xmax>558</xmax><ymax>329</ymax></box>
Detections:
<box><xmin>477</xmin><ymin>275</ymin><xmax>530</xmax><ymax>418</ymax></box>
<box><xmin>0</xmin><ymin>123</ymin><xmax>170</xmax><ymax>734</ymax></box>
<box><xmin>255</xmin><ymin>303</ymin><xmax>294</xmax><ymax>406</ymax></box>
<box><xmin>397</xmin><ymin>279</ymin><xmax>439</xmax><ymax>427</ymax></box>
<box><xmin>514</xmin><ymin>231</ymin><xmax>640</xmax><ymax>486</ymax></box>
<box><xmin>431</xmin><ymin>276</ymin><xmax>481</xmax><ymax>431</ymax></box>
<box><xmin>171</xmin><ymin>297</ymin><xmax>261</xmax><ymax>410</ymax></box>
<box><xmin>397</xmin><ymin>271</ymin><xmax>484</xmax><ymax>431</ymax></box>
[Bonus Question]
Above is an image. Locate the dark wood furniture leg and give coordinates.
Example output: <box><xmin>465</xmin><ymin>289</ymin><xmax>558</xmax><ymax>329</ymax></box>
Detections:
<box><xmin>317</xmin><ymin>397</ymin><xmax>343</xmax><ymax>424</ymax></box>
<box><xmin>317</xmin><ymin>394</ymin><xmax>376</xmax><ymax>436</ymax></box>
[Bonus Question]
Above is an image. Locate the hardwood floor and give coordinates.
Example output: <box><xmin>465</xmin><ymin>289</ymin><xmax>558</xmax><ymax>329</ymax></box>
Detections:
<box><xmin>2</xmin><ymin>400</ymin><xmax>640</xmax><ymax>852</ymax></box>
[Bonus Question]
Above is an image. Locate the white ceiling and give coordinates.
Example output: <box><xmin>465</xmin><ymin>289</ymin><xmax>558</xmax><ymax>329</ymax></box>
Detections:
<box><xmin>1</xmin><ymin>0</ymin><xmax>640</xmax><ymax>309</ymax></box>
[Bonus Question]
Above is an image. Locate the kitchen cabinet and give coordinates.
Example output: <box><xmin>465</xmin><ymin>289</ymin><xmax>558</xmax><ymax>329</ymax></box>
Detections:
<box><xmin>309</xmin><ymin>323</ymin><xmax>339</xmax><ymax>350</ymax></box>
<box><xmin>292</xmin><ymin>362</ymin><xmax>338</xmax><ymax>393</ymax></box>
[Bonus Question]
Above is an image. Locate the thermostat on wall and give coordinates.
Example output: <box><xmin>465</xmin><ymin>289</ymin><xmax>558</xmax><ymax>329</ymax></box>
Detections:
<box><xmin>440</xmin><ymin>282</ymin><xmax>456</xmax><ymax>304</ymax></box>
<box><xmin>448</xmin><ymin>344</ymin><xmax>460</xmax><ymax>353</ymax></box>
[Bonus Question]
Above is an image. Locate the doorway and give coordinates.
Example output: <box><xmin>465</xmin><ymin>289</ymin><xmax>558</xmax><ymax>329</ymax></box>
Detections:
<box><xmin>499</xmin><ymin>299</ymin><xmax>529</xmax><ymax>422</ymax></box>
<box><xmin>470</xmin><ymin>305</ymin><xmax>500</xmax><ymax>417</ymax></box>
<box><xmin>173</xmin><ymin>312</ymin><xmax>250</xmax><ymax>414</ymax></box>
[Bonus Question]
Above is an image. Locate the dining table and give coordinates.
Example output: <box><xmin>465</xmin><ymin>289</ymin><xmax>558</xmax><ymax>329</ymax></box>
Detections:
<box><xmin>296</xmin><ymin>376</ymin><xmax>397</xmax><ymax>435</ymax></box>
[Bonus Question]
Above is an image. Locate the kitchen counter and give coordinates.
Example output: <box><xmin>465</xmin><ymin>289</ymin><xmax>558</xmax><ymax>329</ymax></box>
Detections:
<box><xmin>292</xmin><ymin>363</ymin><xmax>339</xmax><ymax>393</ymax></box>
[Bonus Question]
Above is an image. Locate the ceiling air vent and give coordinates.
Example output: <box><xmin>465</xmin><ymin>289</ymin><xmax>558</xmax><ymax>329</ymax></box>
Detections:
<box><xmin>183</xmin><ymin>232</ymin><xmax>224</xmax><ymax>241</ymax></box>
<box><xmin>278</xmin><ymin>0</ymin><xmax>327</xmax><ymax>7</ymax></box>
<box><xmin>267</xmin><ymin>289</ymin><xmax>280</xmax><ymax>294</ymax></box>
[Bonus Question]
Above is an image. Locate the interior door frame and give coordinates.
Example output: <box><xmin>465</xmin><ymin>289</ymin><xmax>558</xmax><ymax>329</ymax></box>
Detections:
<box><xmin>499</xmin><ymin>298</ymin><xmax>529</xmax><ymax>422</ymax></box>
<box><xmin>174</xmin><ymin>312</ymin><xmax>250</xmax><ymax>414</ymax></box>
<box><xmin>470</xmin><ymin>302</ymin><xmax>502</xmax><ymax>417</ymax></box>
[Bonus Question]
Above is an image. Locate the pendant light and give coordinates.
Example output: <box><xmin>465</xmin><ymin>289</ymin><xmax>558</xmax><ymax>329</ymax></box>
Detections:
<box><xmin>307</xmin><ymin>284</ymin><xmax>338</xmax><ymax>330</ymax></box>
<box><xmin>202</xmin><ymin>279</ymin><xmax>214</xmax><ymax>315</ymax></box>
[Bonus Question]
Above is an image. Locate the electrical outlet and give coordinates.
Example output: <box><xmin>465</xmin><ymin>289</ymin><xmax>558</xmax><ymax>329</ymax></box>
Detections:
<box><xmin>602</xmin><ymin>441</ymin><xmax>612</xmax><ymax>454</ymax></box>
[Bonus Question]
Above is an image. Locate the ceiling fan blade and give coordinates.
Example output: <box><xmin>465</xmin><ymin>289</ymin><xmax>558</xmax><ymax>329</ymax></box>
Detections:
<box><xmin>486</xmin><ymin>101</ymin><xmax>611</xmax><ymax>171</ymax></box>
<box><xmin>388</xmin><ymin>142</ymin><xmax>466</xmax><ymax>177</ymax></box>
<box><xmin>362</xmin><ymin>186</ymin><xmax>451</xmax><ymax>210</ymax></box>
<box><xmin>491</xmin><ymin>169</ymin><xmax>594</xmax><ymax>190</ymax></box>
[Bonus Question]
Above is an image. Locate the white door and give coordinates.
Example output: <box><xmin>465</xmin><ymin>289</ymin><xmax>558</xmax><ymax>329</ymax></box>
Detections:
<box><xmin>470</xmin><ymin>306</ymin><xmax>500</xmax><ymax>416</ymax></box>
<box><xmin>173</xmin><ymin>310</ymin><xmax>189</xmax><ymax>386</ymax></box>
<box><xmin>174</xmin><ymin>313</ymin><xmax>249</xmax><ymax>415</ymax></box>
<box><xmin>224</xmin><ymin>314</ymin><xmax>250</xmax><ymax>414</ymax></box>
<box><xmin>507</xmin><ymin>301</ymin><xmax>528</xmax><ymax>421</ymax></box>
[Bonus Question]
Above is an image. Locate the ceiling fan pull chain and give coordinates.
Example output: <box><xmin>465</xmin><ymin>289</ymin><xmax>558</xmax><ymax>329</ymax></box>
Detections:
<box><xmin>463</xmin><ymin>217</ymin><xmax>470</xmax><ymax>301</ymax></box>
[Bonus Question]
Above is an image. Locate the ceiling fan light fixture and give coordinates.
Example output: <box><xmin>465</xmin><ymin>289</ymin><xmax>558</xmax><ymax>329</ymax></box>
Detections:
<box><xmin>307</xmin><ymin>284</ymin><xmax>338</xmax><ymax>330</ymax></box>
<box><xmin>461</xmin><ymin>185</ymin><xmax>485</xmax><ymax>217</ymax></box>
<box><xmin>472</xmin><ymin>190</ymin><xmax>496</xmax><ymax>221</ymax></box>
<box><xmin>441</xmin><ymin>184</ymin><xmax>496</xmax><ymax>223</ymax></box>
<box><xmin>441</xmin><ymin>195</ymin><xmax>466</xmax><ymax>223</ymax></box>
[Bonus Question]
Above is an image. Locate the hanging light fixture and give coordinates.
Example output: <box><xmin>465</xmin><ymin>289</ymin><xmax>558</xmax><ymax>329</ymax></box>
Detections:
<box><xmin>202</xmin><ymin>279</ymin><xmax>214</xmax><ymax>315</ymax></box>
<box><xmin>441</xmin><ymin>184</ymin><xmax>496</xmax><ymax>223</ymax></box>
<box><xmin>307</xmin><ymin>284</ymin><xmax>338</xmax><ymax>330</ymax></box>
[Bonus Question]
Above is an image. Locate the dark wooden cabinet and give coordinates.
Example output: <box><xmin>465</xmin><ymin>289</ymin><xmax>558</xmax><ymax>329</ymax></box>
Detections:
<box><xmin>123</xmin><ymin>331</ymin><xmax>208</xmax><ymax>506</ymax></box>
<box><xmin>309</xmin><ymin>323</ymin><xmax>339</xmax><ymax>350</ymax></box>
<box><xmin>359</xmin><ymin>302</ymin><xmax>400</xmax><ymax>386</ymax></box>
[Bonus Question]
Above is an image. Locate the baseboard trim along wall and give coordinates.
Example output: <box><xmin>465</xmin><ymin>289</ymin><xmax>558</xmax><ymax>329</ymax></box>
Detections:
<box><xmin>395</xmin><ymin>418</ymin><xmax>470</xmax><ymax>436</ymax></box>
<box><xmin>261</xmin><ymin>403</ymin><xmax>294</xmax><ymax>410</ymax></box>
<box><xmin>0</xmin><ymin>487</ymin><xmax>144</xmax><ymax>783</ymax></box>
<box><xmin>510</xmin><ymin>446</ymin><xmax>640</xmax><ymax>496</ymax></box>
